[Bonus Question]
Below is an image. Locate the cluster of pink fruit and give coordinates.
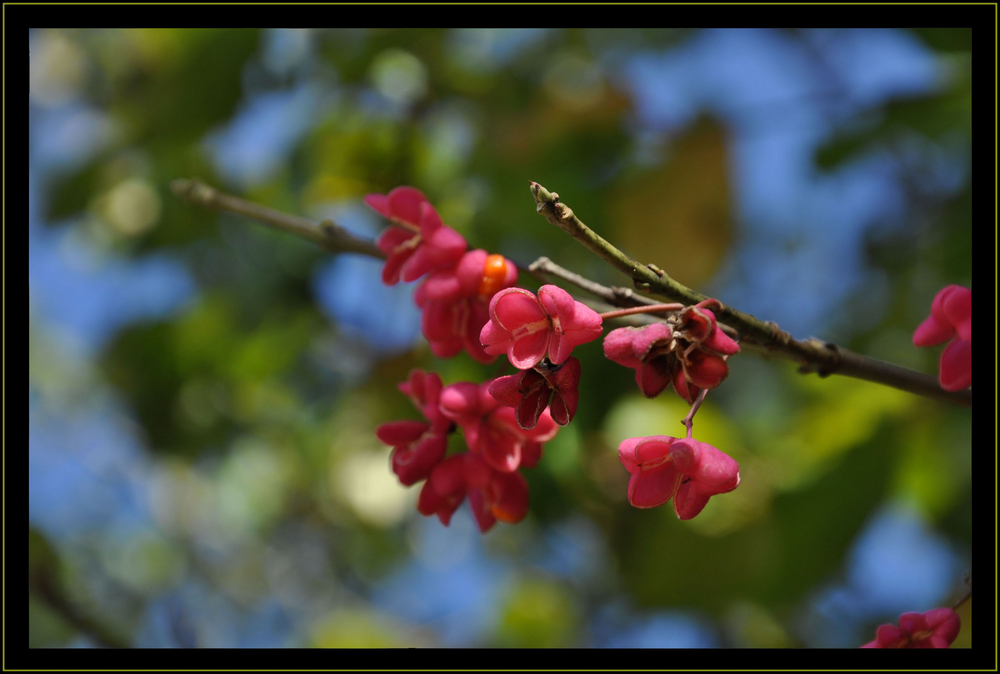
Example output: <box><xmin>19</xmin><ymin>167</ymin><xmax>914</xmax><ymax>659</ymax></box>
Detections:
<box><xmin>369</xmin><ymin>187</ymin><xmax>743</xmax><ymax>532</ymax></box>
<box><xmin>367</xmin><ymin>186</ymin><xmax>969</xmax><ymax>648</ymax></box>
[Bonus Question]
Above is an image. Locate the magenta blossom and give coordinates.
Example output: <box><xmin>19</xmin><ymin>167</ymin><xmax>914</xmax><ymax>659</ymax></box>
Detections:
<box><xmin>913</xmin><ymin>285</ymin><xmax>971</xmax><ymax>391</ymax></box>
<box><xmin>414</xmin><ymin>249</ymin><xmax>518</xmax><ymax>363</ymax></box>
<box><xmin>376</xmin><ymin>370</ymin><xmax>452</xmax><ymax>486</ymax></box>
<box><xmin>366</xmin><ymin>186</ymin><xmax>467</xmax><ymax>285</ymax></box>
<box><xmin>417</xmin><ymin>452</ymin><xmax>530</xmax><ymax>532</ymax></box>
<box><xmin>861</xmin><ymin>608</ymin><xmax>961</xmax><ymax>648</ymax></box>
<box><xmin>617</xmin><ymin>435</ymin><xmax>740</xmax><ymax>519</ymax></box>
<box><xmin>488</xmin><ymin>357</ymin><xmax>581</xmax><ymax>429</ymax></box>
<box><xmin>604</xmin><ymin>301</ymin><xmax>739</xmax><ymax>404</ymax></box>
<box><xmin>376</xmin><ymin>421</ymin><xmax>447</xmax><ymax>487</ymax></box>
<box><xmin>480</xmin><ymin>285</ymin><xmax>603</xmax><ymax>370</ymax></box>
<box><xmin>439</xmin><ymin>381</ymin><xmax>557</xmax><ymax>473</ymax></box>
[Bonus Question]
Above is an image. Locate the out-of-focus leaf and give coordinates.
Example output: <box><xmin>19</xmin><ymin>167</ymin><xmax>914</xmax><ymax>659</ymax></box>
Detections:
<box><xmin>111</xmin><ymin>29</ymin><xmax>261</xmax><ymax>144</ymax></box>
<box><xmin>608</xmin><ymin>116</ymin><xmax>733</xmax><ymax>288</ymax></box>
<box><xmin>494</xmin><ymin>576</ymin><xmax>579</xmax><ymax>647</ymax></box>
<box><xmin>311</xmin><ymin>608</ymin><xmax>425</xmax><ymax>647</ymax></box>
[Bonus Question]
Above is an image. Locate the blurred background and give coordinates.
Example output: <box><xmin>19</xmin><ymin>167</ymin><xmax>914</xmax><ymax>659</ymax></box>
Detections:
<box><xmin>29</xmin><ymin>28</ymin><xmax>972</xmax><ymax>648</ymax></box>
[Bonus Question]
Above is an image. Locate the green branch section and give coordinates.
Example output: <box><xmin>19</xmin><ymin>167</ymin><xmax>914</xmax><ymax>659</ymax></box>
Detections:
<box><xmin>529</xmin><ymin>181</ymin><xmax>971</xmax><ymax>409</ymax></box>
<box><xmin>170</xmin><ymin>178</ymin><xmax>970</xmax><ymax>409</ymax></box>
<box><xmin>170</xmin><ymin>179</ymin><xmax>385</xmax><ymax>260</ymax></box>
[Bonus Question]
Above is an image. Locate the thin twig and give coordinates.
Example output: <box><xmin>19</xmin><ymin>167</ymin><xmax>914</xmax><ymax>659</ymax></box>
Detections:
<box><xmin>529</xmin><ymin>181</ymin><xmax>971</xmax><ymax>409</ymax></box>
<box><xmin>170</xmin><ymin>179</ymin><xmax>385</xmax><ymax>259</ymax></box>
<box><xmin>170</xmin><ymin>179</ymin><xmax>971</xmax><ymax>408</ymax></box>
<box><xmin>681</xmin><ymin>389</ymin><xmax>710</xmax><ymax>438</ymax></box>
<box><xmin>598</xmin><ymin>303</ymin><xmax>685</xmax><ymax>320</ymax></box>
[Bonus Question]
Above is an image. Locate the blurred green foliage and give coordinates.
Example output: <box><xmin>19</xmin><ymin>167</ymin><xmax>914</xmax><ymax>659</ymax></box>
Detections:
<box><xmin>30</xmin><ymin>28</ymin><xmax>972</xmax><ymax>648</ymax></box>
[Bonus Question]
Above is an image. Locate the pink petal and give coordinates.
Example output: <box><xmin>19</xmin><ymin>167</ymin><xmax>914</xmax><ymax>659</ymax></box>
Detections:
<box><xmin>462</xmin><ymin>299</ymin><xmax>497</xmax><ymax>364</ymax></box>
<box><xmin>618</xmin><ymin>435</ymin><xmax>672</xmax><ymax>471</ymax></box>
<box><xmin>672</xmin><ymin>367</ymin><xmax>699</xmax><ymax>404</ymax></box>
<box><xmin>491</xmin><ymin>288</ymin><xmax>547</xmax><ymax>331</ymax></box>
<box><xmin>702</xmin><ymin>315</ymin><xmax>740</xmax><ymax>355</ymax></box>
<box><xmin>516</xmin><ymin>385</ymin><xmax>552</xmax><ymax>430</ymax></box>
<box><xmin>913</xmin><ymin>314</ymin><xmax>954</xmax><ymax>347</ymax></box>
<box><xmin>430</xmin><ymin>455</ymin><xmax>468</xmax><ymax>496</ymax></box>
<box><xmin>627</xmin><ymin>460</ymin><xmax>682</xmax><ymax>509</ymax></box>
<box><xmin>487</xmin><ymin>374</ymin><xmax>525</xmax><ymax>408</ymax></box>
<box><xmin>673</xmin><ymin>482</ymin><xmax>712</xmax><ymax>520</ymax></box>
<box><xmin>638</xmin><ymin>356</ymin><xmax>674</xmax><ymax>398</ymax></box>
<box><xmin>679</xmin><ymin>306</ymin><xmax>714</xmax><ymax>342</ymax></box>
<box><xmin>939</xmin><ymin>338</ymin><xmax>971</xmax><ymax>391</ymax></box>
<box><xmin>683</xmin><ymin>349</ymin><xmax>730</xmax><ymax>389</ymax></box>
<box><xmin>399</xmin><ymin>232</ymin><xmax>462</xmax><ymax>282</ymax></box>
<box><xmin>439</xmin><ymin>382</ymin><xmax>484</xmax><ymax>424</ymax></box>
<box><xmin>376</xmin><ymin>227</ymin><xmax>417</xmax><ymax>285</ymax></box>
<box><xmin>548</xmin><ymin>394</ymin><xmax>570</xmax><ymax>426</ymax></box>
<box><xmin>415</xmin><ymin>251</ymin><xmax>484</xmax><ymax>303</ymax></box>
<box><xmin>509</xmin><ymin>330</ymin><xmax>551</xmax><ymax>370</ymax></box>
<box><xmin>376</xmin><ymin>420</ymin><xmax>429</xmax><ymax>445</ymax></box>
<box><xmin>507</xmin><ymin>407</ymin><xmax>558</xmax><ymax>443</ymax></box>
<box><xmin>630</xmin><ymin>323</ymin><xmax>673</xmax><ymax>360</ymax></box>
<box><xmin>480</xmin><ymin>426</ymin><xmax>522</xmax><ymax>472</ymax></box>
<box><xmin>363</xmin><ymin>193</ymin><xmax>392</xmax><ymax>218</ymax></box>
<box><xmin>603</xmin><ymin>327</ymin><xmax>643</xmax><ymax>369</ymax></box>
<box><xmin>428</xmin><ymin>337</ymin><xmax>463</xmax><ymax>359</ymax></box>
<box><xmin>487</xmin><ymin>470</ymin><xmax>530</xmax><ymax>523</ymax></box>
<box><xmin>925</xmin><ymin>608</ymin><xmax>961</xmax><ymax>644</ymax></box>
<box><xmin>669</xmin><ymin>438</ymin><xmax>740</xmax><ymax>492</ymax></box>
<box><xmin>417</xmin><ymin>198</ymin><xmax>442</xmax><ymax>234</ymax></box>
<box><xmin>941</xmin><ymin>286</ymin><xmax>971</xmax><ymax>343</ymax></box>
<box><xmin>520</xmin><ymin>441</ymin><xmax>543</xmax><ymax>468</ymax></box>
<box><xmin>387</xmin><ymin>186</ymin><xmax>426</xmax><ymax>227</ymax></box>
<box><xmin>422</xmin><ymin>222</ymin><xmax>468</xmax><ymax>263</ymax></box>
<box><xmin>537</xmin><ymin>284</ymin><xmax>578</xmax><ymax>319</ymax></box>
<box><xmin>875</xmin><ymin>624</ymin><xmax>904</xmax><ymax>646</ymax></box>
<box><xmin>540</xmin><ymin>285</ymin><xmax>604</xmax><ymax>364</ymax></box>
<box><xmin>391</xmin><ymin>433</ymin><xmax>447</xmax><ymax>486</ymax></box>
<box><xmin>422</xmin><ymin>301</ymin><xmax>458</xmax><ymax>342</ymax></box>
<box><xmin>480</xmin><ymin>319</ymin><xmax>512</xmax><ymax>355</ymax></box>
<box><xmin>468</xmin><ymin>489</ymin><xmax>497</xmax><ymax>533</ymax></box>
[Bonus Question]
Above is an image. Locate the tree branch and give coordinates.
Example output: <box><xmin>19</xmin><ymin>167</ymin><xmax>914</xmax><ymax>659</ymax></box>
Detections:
<box><xmin>529</xmin><ymin>181</ymin><xmax>971</xmax><ymax>409</ymax></box>
<box><xmin>170</xmin><ymin>179</ymin><xmax>385</xmax><ymax>259</ymax></box>
<box><xmin>170</xmin><ymin>179</ymin><xmax>970</xmax><ymax>408</ymax></box>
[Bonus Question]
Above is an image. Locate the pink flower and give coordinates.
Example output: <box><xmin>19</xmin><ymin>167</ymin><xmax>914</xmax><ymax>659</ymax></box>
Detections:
<box><xmin>397</xmin><ymin>369</ymin><xmax>451</xmax><ymax>433</ymax></box>
<box><xmin>414</xmin><ymin>250</ymin><xmax>518</xmax><ymax>363</ymax></box>
<box><xmin>604</xmin><ymin>323</ymin><xmax>678</xmax><ymax>398</ymax></box>
<box><xmin>376</xmin><ymin>420</ymin><xmax>447</xmax><ymax>486</ymax></box>
<box><xmin>366</xmin><ymin>187</ymin><xmax>467</xmax><ymax>285</ymax></box>
<box><xmin>677</xmin><ymin>302</ymin><xmax>741</xmax><ymax>356</ymax></box>
<box><xmin>488</xmin><ymin>357</ymin><xmax>581</xmax><ymax>429</ymax></box>
<box><xmin>617</xmin><ymin>435</ymin><xmax>740</xmax><ymax>519</ymax></box>
<box><xmin>913</xmin><ymin>285</ymin><xmax>971</xmax><ymax>391</ymax></box>
<box><xmin>439</xmin><ymin>381</ymin><xmax>557</xmax><ymax>472</ymax></box>
<box><xmin>861</xmin><ymin>608</ymin><xmax>961</xmax><ymax>648</ymax></box>
<box><xmin>603</xmin><ymin>301</ymin><xmax>739</xmax><ymax>404</ymax></box>
<box><xmin>417</xmin><ymin>454</ymin><xmax>472</xmax><ymax>526</ymax></box>
<box><xmin>417</xmin><ymin>452</ymin><xmax>531</xmax><ymax>532</ymax></box>
<box><xmin>376</xmin><ymin>370</ymin><xmax>452</xmax><ymax>486</ymax></box>
<box><xmin>480</xmin><ymin>285</ymin><xmax>604</xmax><ymax>370</ymax></box>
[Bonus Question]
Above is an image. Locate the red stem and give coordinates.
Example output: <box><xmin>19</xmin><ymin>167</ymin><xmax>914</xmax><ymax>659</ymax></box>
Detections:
<box><xmin>598</xmin><ymin>303</ymin><xmax>685</xmax><ymax>320</ymax></box>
